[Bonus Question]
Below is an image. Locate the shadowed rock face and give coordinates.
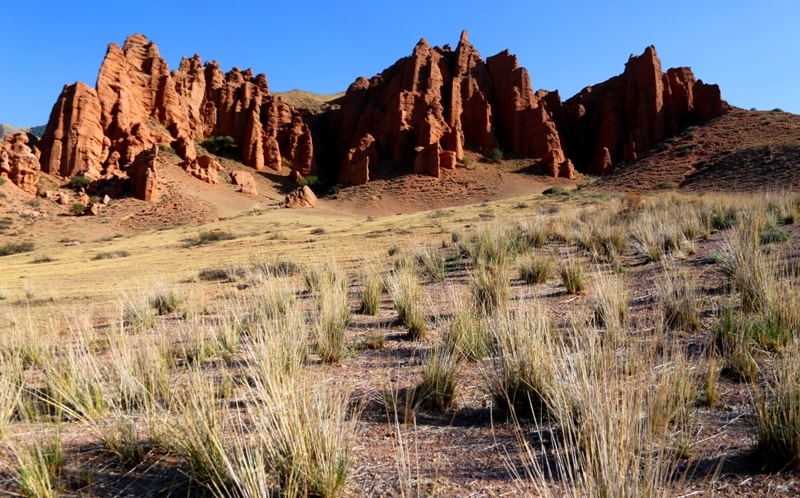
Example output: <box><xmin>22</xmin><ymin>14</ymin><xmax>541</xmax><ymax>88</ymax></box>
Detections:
<box><xmin>560</xmin><ymin>46</ymin><xmax>727</xmax><ymax>174</ymax></box>
<box><xmin>29</xmin><ymin>34</ymin><xmax>726</xmax><ymax>199</ymax></box>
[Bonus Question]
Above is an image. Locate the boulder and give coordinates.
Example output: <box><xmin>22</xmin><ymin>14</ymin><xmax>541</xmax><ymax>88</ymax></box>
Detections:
<box><xmin>284</xmin><ymin>185</ymin><xmax>317</xmax><ymax>208</ymax></box>
<box><xmin>230</xmin><ymin>170</ymin><xmax>258</xmax><ymax>195</ymax></box>
<box><xmin>185</xmin><ymin>154</ymin><xmax>222</xmax><ymax>184</ymax></box>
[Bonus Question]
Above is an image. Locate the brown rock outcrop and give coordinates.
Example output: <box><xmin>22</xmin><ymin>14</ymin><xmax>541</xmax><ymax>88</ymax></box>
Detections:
<box><xmin>339</xmin><ymin>133</ymin><xmax>377</xmax><ymax>185</ymax></box>
<box><xmin>127</xmin><ymin>147</ymin><xmax>162</xmax><ymax>201</ymax></box>
<box><xmin>284</xmin><ymin>185</ymin><xmax>317</xmax><ymax>208</ymax></box>
<box><xmin>39</xmin><ymin>82</ymin><xmax>107</xmax><ymax>179</ymax></box>
<box><xmin>230</xmin><ymin>171</ymin><xmax>258</xmax><ymax>195</ymax></box>
<box><xmin>39</xmin><ymin>34</ymin><xmax>314</xmax><ymax>200</ymax></box>
<box><xmin>35</xmin><ymin>34</ymin><xmax>727</xmax><ymax>201</ymax></box>
<box><xmin>329</xmin><ymin>30</ymin><xmax>574</xmax><ymax>180</ymax></box>
<box><xmin>186</xmin><ymin>154</ymin><xmax>222</xmax><ymax>184</ymax></box>
<box><xmin>0</xmin><ymin>133</ymin><xmax>41</xmax><ymax>195</ymax></box>
<box><xmin>561</xmin><ymin>46</ymin><xmax>727</xmax><ymax>173</ymax></box>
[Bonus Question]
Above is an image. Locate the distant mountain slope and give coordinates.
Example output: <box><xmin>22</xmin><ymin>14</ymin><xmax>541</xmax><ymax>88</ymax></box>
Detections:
<box><xmin>0</xmin><ymin>123</ymin><xmax>46</xmax><ymax>138</ymax></box>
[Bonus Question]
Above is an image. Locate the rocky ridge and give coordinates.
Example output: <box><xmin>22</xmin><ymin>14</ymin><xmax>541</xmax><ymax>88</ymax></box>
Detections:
<box><xmin>6</xmin><ymin>33</ymin><xmax>727</xmax><ymax>200</ymax></box>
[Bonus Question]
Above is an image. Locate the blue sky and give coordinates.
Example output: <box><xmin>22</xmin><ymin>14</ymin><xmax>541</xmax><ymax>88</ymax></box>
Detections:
<box><xmin>3</xmin><ymin>0</ymin><xmax>798</xmax><ymax>127</ymax></box>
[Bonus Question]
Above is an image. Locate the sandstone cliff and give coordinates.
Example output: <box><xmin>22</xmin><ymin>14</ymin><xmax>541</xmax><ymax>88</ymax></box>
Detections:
<box><xmin>559</xmin><ymin>46</ymin><xmax>727</xmax><ymax>174</ymax></box>
<box><xmin>25</xmin><ymin>34</ymin><xmax>727</xmax><ymax>201</ymax></box>
<box><xmin>330</xmin><ymin>30</ymin><xmax>575</xmax><ymax>185</ymax></box>
<box><xmin>38</xmin><ymin>34</ymin><xmax>315</xmax><ymax>200</ymax></box>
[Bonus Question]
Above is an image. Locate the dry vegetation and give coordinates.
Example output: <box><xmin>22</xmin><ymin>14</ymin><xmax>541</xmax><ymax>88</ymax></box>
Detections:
<box><xmin>0</xmin><ymin>189</ymin><xmax>799</xmax><ymax>497</ymax></box>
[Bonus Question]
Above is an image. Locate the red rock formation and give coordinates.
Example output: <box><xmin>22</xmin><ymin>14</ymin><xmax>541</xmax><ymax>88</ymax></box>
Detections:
<box><xmin>127</xmin><ymin>147</ymin><xmax>162</xmax><ymax>201</ymax></box>
<box><xmin>230</xmin><ymin>171</ymin><xmax>258</xmax><ymax>195</ymax></box>
<box><xmin>35</xmin><ymin>34</ymin><xmax>727</xmax><ymax>200</ymax></box>
<box><xmin>39</xmin><ymin>82</ymin><xmax>107</xmax><ymax>179</ymax></box>
<box><xmin>0</xmin><ymin>133</ymin><xmax>41</xmax><ymax>195</ymax></box>
<box><xmin>39</xmin><ymin>34</ymin><xmax>315</xmax><ymax>199</ymax></box>
<box><xmin>561</xmin><ymin>46</ymin><xmax>727</xmax><ymax>174</ymax></box>
<box><xmin>339</xmin><ymin>133</ymin><xmax>377</xmax><ymax>185</ymax></box>
<box><xmin>186</xmin><ymin>154</ymin><xmax>222</xmax><ymax>184</ymax></box>
<box><xmin>284</xmin><ymin>185</ymin><xmax>317</xmax><ymax>208</ymax></box>
<box><xmin>330</xmin><ymin>30</ymin><xmax>573</xmax><ymax>179</ymax></box>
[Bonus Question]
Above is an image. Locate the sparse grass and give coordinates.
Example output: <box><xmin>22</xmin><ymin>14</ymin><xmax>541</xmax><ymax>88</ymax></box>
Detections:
<box><xmin>756</xmin><ymin>340</ymin><xmax>800</xmax><ymax>471</ymax></box>
<box><xmin>312</xmin><ymin>266</ymin><xmax>351</xmax><ymax>363</ymax></box>
<box><xmin>3</xmin><ymin>189</ymin><xmax>800</xmax><ymax>496</ymax></box>
<box><xmin>414</xmin><ymin>244</ymin><xmax>447</xmax><ymax>281</ymax></box>
<box><xmin>470</xmin><ymin>262</ymin><xmax>511</xmax><ymax>315</ymax></box>
<box><xmin>591</xmin><ymin>272</ymin><xmax>629</xmax><ymax>333</ymax></box>
<box><xmin>12</xmin><ymin>428</ymin><xmax>63</xmax><ymax>498</ymax></box>
<box><xmin>657</xmin><ymin>267</ymin><xmax>701</xmax><ymax>332</ymax></box>
<box><xmin>149</xmin><ymin>289</ymin><xmax>184</xmax><ymax>315</ymax></box>
<box><xmin>444</xmin><ymin>291</ymin><xmax>492</xmax><ymax>361</ymax></box>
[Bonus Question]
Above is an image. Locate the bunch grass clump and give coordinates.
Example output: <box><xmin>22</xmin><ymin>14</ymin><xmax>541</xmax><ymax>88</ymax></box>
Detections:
<box><xmin>388</xmin><ymin>267</ymin><xmax>428</xmax><ymax>340</ymax></box>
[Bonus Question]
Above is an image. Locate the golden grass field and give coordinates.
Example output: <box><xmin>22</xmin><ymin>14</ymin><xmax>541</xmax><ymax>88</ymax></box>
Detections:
<box><xmin>1</xmin><ymin>149</ymin><xmax>800</xmax><ymax>496</ymax></box>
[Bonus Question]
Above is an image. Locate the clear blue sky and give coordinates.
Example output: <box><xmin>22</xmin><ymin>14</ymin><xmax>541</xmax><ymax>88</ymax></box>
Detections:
<box><xmin>3</xmin><ymin>0</ymin><xmax>798</xmax><ymax>127</ymax></box>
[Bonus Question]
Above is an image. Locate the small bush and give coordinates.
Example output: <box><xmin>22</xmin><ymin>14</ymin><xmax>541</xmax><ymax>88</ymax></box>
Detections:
<box><xmin>487</xmin><ymin>148</ymin><xmax>503</xmax><ymax>163</ymax></box>
<box><xmin>150</xmin><ymin>290</ymin><xmax>184</xmax><ymax>315</ymax></box>
<box><xmin>200</xmin><ymin>135</ymin><xmax>236</xmax><ymax>155</ymax></box>
<box><xmin>410</xmin><ymin>348</ymin><xmax>459</xmax><ymax>412</ymax></box>
<box><xmin>560</xmin><ymin>257</ymin><xmax>586</xmax><ymax>295</ymax></box>
<box><xmin>67</xmin><ymin>175</ymin><xmax>91</xmax><ymax>191</ymax></box>
<box><xmin>756</xmin><ymin>342</ymin><xmax>800</xmax><ymax>471</ymax></box>
<box><xmin>359</xmin><ymin>268</ymin><xmax>385</xmax><ymax>315</ymax></box>
<box><xmin>70</xmin><ymin>203</ymin><xmax>86</xmax><ymax>216</ymax></box>
<box><xmin>760</xmin><ymin>223</ymin><xmax>790</xmax><ymax>245</ymax></box>
<box><xmin>0</xmin><ymin>241</ymin><xmax>35</xmax><ymax>257</ymax></box>
<box><xmin>388</xmin><ymin>268</ymin><xmax>428</xmax><ymax>340</ymax></box>
<box><xmin>542</xmin><ymin>186</ymin><xmax>570</xmax><ymax>197</ymax></box>
<box><xmin>470</xmin><ymin>264</ymin><xmax>511</xmax><ymax>316</ymax></box>
<box><xmin>658</xmin><ymin>269</ymin><xmax>700</xmax><ymax>332</ymax></box>
<box><xmin>183</xmin><ymin>230</ymin><xmax>236</xmax><ymax>247</ymax></box>
<box><xmin>0</xmin><ymin>177</ymin><xmax>5</xmax><ymax>186</ymax></box>
<box><xmin>517</xmin><ymin>254</ymin><xmax>552</xmax><ymax>285</ymax></box>
<box><xmin>92</xmin><ymin>250</ymin><xmax>131</xmax><ymax>260</ymax></box>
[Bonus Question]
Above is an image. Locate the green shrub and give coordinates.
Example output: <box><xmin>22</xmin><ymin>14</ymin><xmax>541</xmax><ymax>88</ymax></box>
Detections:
<box><xmin>0</xmin><ymin>177</ymin><xmax>5</xmax><ymax>186</ymax></box>
<box><xmin>0</xmin><ymin>241</ymin><xmax>34</xmax><ymax>257</ymax></box>
<box><xmin>67</xmin><ymin>175</ymin><xmax>91</xmax><ymax>191</ymax></box>
<box><xmin>487</xmin><ymin>148</ymin><xmax>503</xmax><ymax>163</ymax></box>
<box><xmin>760</xmin><ymin>223</ymin><xmax>790</xmax><ymax>245</ymax></box>
<box><xmin>200</xmin><ymin>135</ymin><xmax>236</xmax><ymax>155</ymax></box>
<box><xmin>71</xmin><ymin>203</ymin><xmax>86</xmax><ymax>216</ymax></box>
<box><xmin>542</xmin><ymin>186</ymin><xmax>570</xmax><ymax>197</ymax></box>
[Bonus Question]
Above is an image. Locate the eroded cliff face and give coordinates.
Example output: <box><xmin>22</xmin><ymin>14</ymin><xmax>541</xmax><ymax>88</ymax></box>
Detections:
<box><xmin>27</xmin><ymin>34</ymin><xmax>726</xmax><ymax>200</ymax></box>
<box><xmin>332</xmin><ymin>30</ymin><xmax>575</xmax><ymax>185</ymax></box>
<box><xmin>560</xmin><ymin>46</ymin><xmax>727</xmax><ymax>174</ymax></box>
<box><xmin>38</xmin><ymin>34</ymin><xmax>314</xmax><ymax>199</ymax></box>
<box><xmin>0</xmin><ymin>133</ymin><xmax>41</xmax><ymax>195</ymax></box>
